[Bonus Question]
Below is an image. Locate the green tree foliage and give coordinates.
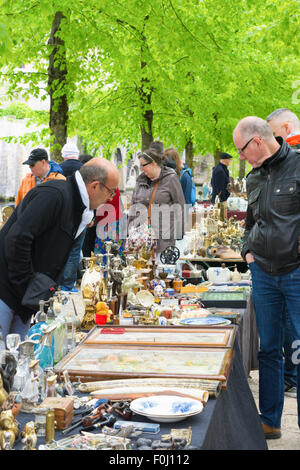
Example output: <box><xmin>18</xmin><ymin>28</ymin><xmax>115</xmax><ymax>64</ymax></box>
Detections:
<box><xmin>0</xmin><ymin>0</ymin><xmax>299</xmax><ymax>175</ymax></box>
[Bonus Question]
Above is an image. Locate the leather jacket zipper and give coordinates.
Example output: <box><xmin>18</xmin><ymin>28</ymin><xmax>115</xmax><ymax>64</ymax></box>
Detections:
<box><xmin>265</xmin><ymin>173</ymin><xmax>272</xmax><ymax>273</ymax></box>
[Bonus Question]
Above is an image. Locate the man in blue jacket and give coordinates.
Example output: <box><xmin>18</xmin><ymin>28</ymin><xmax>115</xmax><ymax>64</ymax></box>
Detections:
<box><xmin>210</xmin><ymin>152</ymin><xmax>233</xmax><ymax>203</ymax></box>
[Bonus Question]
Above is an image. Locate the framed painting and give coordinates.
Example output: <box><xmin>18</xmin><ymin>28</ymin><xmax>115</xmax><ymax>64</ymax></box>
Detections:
<box><xmin>54</xmin><ymin>343</ymin><xmax>234</xmax><ymax>385</ymax></box>
<box><xmin>83</xmin><ymin>325</ymin><xmax>236</xmax><ymax>348</ymax></box>
<box><xmin>201</xmin><ymin>291</ymin><xmax>247</xmax><ymax>308</ymax></box>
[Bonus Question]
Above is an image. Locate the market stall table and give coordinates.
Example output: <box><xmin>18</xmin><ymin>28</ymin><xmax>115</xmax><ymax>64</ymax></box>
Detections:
<box><xmin>14</xmin><ymin>338</ymin><xmax>266</xmax><ymax>450</ymax></box>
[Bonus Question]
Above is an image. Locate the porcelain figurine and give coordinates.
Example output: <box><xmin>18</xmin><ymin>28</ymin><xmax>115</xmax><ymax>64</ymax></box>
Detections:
<box><xmin>231</xmin><ymin>265</ymin><xmax>242</xmax><ymax>282</ymax></box>
<box><xmin>21</xmin><ymin>360</ymin><xmax>40</xmax><ymax>405</ymax></box>
<box><xmin>21</xmin><ymin>421</ymin><xmax>37</xmax><ymax>450</ymax></box>
<box><xmin>121</xmin><ymin>272</ymin><xmax>141</xmax><ymax>306</ymax></box>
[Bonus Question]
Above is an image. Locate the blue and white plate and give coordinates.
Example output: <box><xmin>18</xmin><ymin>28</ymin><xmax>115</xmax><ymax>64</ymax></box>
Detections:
<box><xmin>130</xmin><ymin>395</ymin><xmax>203</xmax><ymax>423</ymax></box>
<box><xmin>179</xmin><ymin>316</ymin><xmax>230</xmax><ymax>326</ymax></box>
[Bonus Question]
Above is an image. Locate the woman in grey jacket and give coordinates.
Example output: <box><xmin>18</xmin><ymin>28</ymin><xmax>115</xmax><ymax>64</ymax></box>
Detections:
<box><xmin>128</xmin><ymin>149</ymin><xmax>186</xmax><ymax>259</ymax></box>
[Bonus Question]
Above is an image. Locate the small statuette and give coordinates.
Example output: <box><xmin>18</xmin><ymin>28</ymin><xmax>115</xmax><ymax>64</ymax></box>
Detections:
<box><xmin>21</xmin><ymin>421</ymin><xmax>37</xmax><ymax>450</ymax></box>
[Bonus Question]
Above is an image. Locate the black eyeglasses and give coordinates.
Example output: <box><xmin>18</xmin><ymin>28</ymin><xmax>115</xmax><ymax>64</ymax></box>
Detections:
<box><xmin>140</xmin><ymin>161</ymin><xmax>152</xmax><ymax>168</ymax></box>
<box><xmin>238</xmin><ymin>136</ymin><xmax>262</xmax><ymax>155</ymax></box>
<box><xmin>238</xmin><ymin>137</ymin><xmax>254</xmax><ymax>155</ymax></box>
<box><xmin>138</xmin><ymin>152</ymin><xmax>153</xmax><ymax>168</ymax></box>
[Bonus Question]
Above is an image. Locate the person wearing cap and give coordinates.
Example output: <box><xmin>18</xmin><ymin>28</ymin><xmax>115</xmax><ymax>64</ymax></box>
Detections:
<box><xmin>15</xmin><ymin>148</ymin><xmax>65</xmax><ymax>206</ymax></box>
<box><xmin>210</xmin><ymin>152</ymin><xmax>233</xmax><ymax>204</ymax></box>
<box><xmin>60</xmin><ymin>142</ymin><xmax>83</xmax><ymax>177</ymax></box>
<box><xmin>0</xmin><ymin>158</ymin><xmax>119</xmax><ymax>342</ymax></box>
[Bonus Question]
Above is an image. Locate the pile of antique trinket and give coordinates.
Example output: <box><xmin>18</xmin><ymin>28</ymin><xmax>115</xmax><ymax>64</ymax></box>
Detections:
<box><xmin>179</xmin><ymin>203</ymin><xmax>244</xmax><ymax>259</ymax></box>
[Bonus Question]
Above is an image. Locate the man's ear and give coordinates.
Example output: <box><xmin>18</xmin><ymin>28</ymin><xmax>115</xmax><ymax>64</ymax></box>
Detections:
<box><xmin>90</xmin><ymin>181</ymin><xmax>99</xmax><ymax>191</ymax></box>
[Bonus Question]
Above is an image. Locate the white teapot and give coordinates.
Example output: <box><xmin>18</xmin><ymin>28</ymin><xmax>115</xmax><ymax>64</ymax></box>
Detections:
<box><xmin>206</xmin><ymin>266</ymin><xmax>231</xmax><ymax>283</ymax></box>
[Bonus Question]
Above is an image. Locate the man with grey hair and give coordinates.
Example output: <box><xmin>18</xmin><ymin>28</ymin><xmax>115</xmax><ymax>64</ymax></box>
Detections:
<box><xmin>0</xmin><ymin>158</ymin><xmax>119</xmax><ymax>342</ymax></box>
<box><xmin>233</xmin><ymin>116</ymin><xmax>300</xmax><ymax>440</ymax></box>
<box><xmin>266</xmin><ymin>108</ymin><xmax>300</xmax><ymax>148</ymax></box>
<box><xmin>266</xmin><ymin>108</ymin><xmax>300</xmax><ymax>400</ymax></box>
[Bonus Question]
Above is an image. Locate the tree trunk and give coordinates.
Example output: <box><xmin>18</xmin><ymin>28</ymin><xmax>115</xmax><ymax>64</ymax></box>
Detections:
<box><xmin>48</xmin><ymin>11</ymin><xmax>68</xmax><ymax>162</ymax></box>
<box><xmin>239</xmin><ymin>159</ymin><xmax>246</xmax><ymax>179</ymax></box>
<box><xmin>139</xmin><ymin>16</ymin><xmax>153</xmax><ymax>151</ymax></box>
<box><xmin>185</xmin><ymin>139</ymin><xmax>194</xmax><ymax>169</ymax></box>
<box><xmin>214</xmin><ymin>149</ymin><xmax>221</xmax><ymax>166</ymax></box>
<box><xmin>140</xmin><ymin>106</ymin><xmax>153</xmax><ymax>150</ymax></box>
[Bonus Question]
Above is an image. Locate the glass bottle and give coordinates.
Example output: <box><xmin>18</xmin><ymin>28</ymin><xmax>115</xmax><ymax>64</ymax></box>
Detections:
<box><xmin>47</xmin><ymin>298</ymin><xmax>65</xmax><ymax>364</ymax></box>
<box><xmin>12</xmin><ymin>339</ymin><xmax>37</xmax><ymax>392</ymax></box>
<box><xmin>0</xmin><ymin>327</ymin><xmax>6</xmax><ymax>352</ymax></box>
<box><xmin>56</xmin><ymin>295</ymin><xmax>69</xmax><ymax>356</ymax></box>
<box><xmin>28</xmin><ymin>300</ymin><xmax>48</xmax><ymax>354</ymax></box>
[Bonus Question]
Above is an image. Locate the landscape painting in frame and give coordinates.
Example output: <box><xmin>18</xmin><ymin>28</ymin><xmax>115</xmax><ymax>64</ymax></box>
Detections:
<box><xmin>55</xmin><ymin>344</ymin><xmax>233</xmax><ymax>383</ymax></box>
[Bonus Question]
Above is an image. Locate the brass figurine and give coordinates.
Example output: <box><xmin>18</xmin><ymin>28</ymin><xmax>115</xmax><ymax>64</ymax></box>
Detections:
<box><xmin>21</xmin><ymin>421</ymin><xmax>37</xmax><ymax>450</ymax></box>
<box><xmin>0</xmin><ymin>409</ymin><xmax>19</xmax><ymax>449</ymax></box>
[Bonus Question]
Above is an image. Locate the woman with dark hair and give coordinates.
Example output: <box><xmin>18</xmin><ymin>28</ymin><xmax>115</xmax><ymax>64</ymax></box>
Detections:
<box><xmin>128</xmin><ymin>148</ymin><xmax>185</xmax><ymax>260</ymax></box>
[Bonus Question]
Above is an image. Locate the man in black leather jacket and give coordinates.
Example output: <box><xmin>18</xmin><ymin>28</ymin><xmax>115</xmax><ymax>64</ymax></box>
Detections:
<box><xmin>233</xmin><ymin>116</ymin><xmax>300</xmax><ymax>440</ymax></box>
<box><xmin>266</xmin><ymin>108</ymin><xmax>300</xmax><ymax>400</ymax></box>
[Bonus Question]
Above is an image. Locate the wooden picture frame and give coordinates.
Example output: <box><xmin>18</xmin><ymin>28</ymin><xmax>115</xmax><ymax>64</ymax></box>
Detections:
<box><xmin>83</xmin><ymin>325</ymin><xmax>236</xmax><ymax>349</ymax></box>
<box><xmin>54</xmin><ymin>343</ymin><xmax>234</xmax><ymax>385</ymax></box>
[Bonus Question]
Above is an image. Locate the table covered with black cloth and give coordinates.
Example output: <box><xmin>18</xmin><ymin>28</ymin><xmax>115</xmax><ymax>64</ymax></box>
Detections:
<box><xmin>14</xmin><ymin>338</ymin><xmax>266</xmax><ymax>451</ymax></box>
<box><xmin>128</xmin><ymin>340</ymin><xmax>266</xmax><ymax>450</ymax></box>
<box><xmin>234</xmin><ymin>295</ymin><xmax>259</xmax><ymax>376</ymax></box>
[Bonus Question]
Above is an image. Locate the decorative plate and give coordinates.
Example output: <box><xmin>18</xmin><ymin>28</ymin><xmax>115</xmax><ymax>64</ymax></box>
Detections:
<box><xmin>130</xmin><ymin>395</ymin><xmax>203</xmax><ymax>423</ymax></box>
<box><xmin>136</xmin><ymin>290</ymin><xmax>154</xmax><ymax>308</ymax></box>
<box><xmin>179</xmin><ymin>316</ymin><xmax>231</xmax><ymax>326</ymax></box>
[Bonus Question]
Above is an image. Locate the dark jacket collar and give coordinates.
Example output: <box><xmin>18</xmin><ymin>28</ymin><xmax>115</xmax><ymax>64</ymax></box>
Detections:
<box><xmin>262</xmin><ymin>136</ymin><xmax>289</xmax><ymax>168</ymax></box>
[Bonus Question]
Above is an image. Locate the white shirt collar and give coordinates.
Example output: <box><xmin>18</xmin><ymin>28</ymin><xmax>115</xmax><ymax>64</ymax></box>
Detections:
<box><xmin>74</xmin><ymin>171</ymin><xmax>94</xmax><ymax>238</ymax></box>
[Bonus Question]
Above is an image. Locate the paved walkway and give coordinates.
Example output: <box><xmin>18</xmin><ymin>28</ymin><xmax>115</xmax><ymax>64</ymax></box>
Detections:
<box><xmin>248</xmin><ymin>370</ymin><xmax>299</xmax><ymax>450</ymax></box>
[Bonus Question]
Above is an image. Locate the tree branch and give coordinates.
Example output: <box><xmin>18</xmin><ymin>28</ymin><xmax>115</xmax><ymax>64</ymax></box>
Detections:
<box><xmin>168</xmin><ymin>0</ymin><xmax>211</xmax><ymax>51</ymax></box>
<box><xmin>4</xmin><ymin>1</ymin><xmax>40</xmax><ymax>16</ymax></box>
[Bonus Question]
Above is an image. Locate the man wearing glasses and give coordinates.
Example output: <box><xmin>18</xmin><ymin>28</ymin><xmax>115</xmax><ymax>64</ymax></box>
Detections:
<box><xmin>0</xmin><ymin>158</ymin><xmax>119</xmax><ymax>342</ymax></box>
<box><xmin>233</xmin><ymin>116</ymin><xmax>300</xmax><ymax>440</ymax></box>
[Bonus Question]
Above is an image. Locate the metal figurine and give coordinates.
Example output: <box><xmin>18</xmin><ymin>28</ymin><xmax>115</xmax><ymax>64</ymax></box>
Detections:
<box><xmin>111</xmin><ymin>257</ymin><xmax>124</xmax><ymax>297</ymax></box>
<box><xmin>103</xmin><ymin>241</ymin><xmax>114</xmax><ymax>301</ymax></box>
<box><xmin>0</xmin><ymin>409</ymin><xmax>19</xmax><ymax>449</ymax></box>
<box><xmin>0</xmin><ymin>351</ymin><xmax>18</xmax><ymax>394</ymax></box>
<box><xmin>21</xmin><ymin>421</ymin><xmax>37</xmax><ymax>450</ymax></box>
<box><xmin>0</xmin><ymin>373</ymin><xmax>8</xmax><ymax>406</ymax></box>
